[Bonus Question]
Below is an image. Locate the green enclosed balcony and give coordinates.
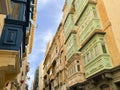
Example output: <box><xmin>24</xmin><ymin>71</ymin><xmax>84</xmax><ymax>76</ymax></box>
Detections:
<box><xmin>66</xmin><ymin>34</ymin><xmax>78</xmax><ymax>61</ymax></box>
<box><xmin>64</xmin><ymin>14</ymin><xmax>74</xmax><ymax>41</ymax></box>
<box><xmin>74</xmin><ymin>0</ymin><xmax>96</xmax><ymax>23</ymax></box>
<box><xmin>80</xmin><ymin>18</ymin><xmax>101</xmax><ymax>44</ymax></box>
<box><xmin>80</xmin><ymin>34</ymin><xmax>113</xmax><ymax>78</ymax></box>
<box><xmin>85</xmin><ymin>54</ymin><xmax>112</xmax><ymax>78</ymax></box>
<box><xmin>66</xmin><ymin>46</ymin><xmax>78</xmax><ymax>61</ymax></box>
<box><xmin>77</xmin><ymin>4</ymin><xmax>102</xmax><ymax>44</ymax></box>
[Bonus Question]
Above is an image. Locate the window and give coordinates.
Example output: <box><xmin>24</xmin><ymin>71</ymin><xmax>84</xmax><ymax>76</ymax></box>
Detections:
<box><xmin>94</xmin><ymin>45</ymin><xmax>99</xmax><ymax>56</ymax></box>
<box><xmin>11</xmin><ymin>1</ymin><xmax>15</xmax><ymax>8</ymax></box>
<box><xmin>22</xmin><ymin>71</ymin><xmax>24</xmax><ymax>76</ymax></box>
<box><xmin>89</xmin><ymin>51</ymin><xmax>92</xmax><ymax>60</ymax></box>
<box><xmin>66</xmin><ymin>39</ymin><xmax>73</xmax><ymax>53</ymax></box>
<box><xmin>92</xmin><ymin>7</ymin><xmax>98</xmax><ymax>18</ymax></box>
<box><xmin>65</xmin><ymin>56</ymin><xmax>66</xmax><ymax>61</ymax></box>
<box><xmin>101</xmin><ymin>43</ymin><xmax>107</xmax><ymax>53</ymax></box>
<box><xmin>90</xmin><ymin>49</ymin><xmax>94</xmax><ymax>60</ymax></box>
<box><xmin>56</xmin><ymin>47</ymin><xmax>58</xmax><ymax>53</ymax></box>
<box><xmin>77</xmin><ymin>65</ymin><xmax>80</xmax><ymax>71</ymax></box>
<box><xmin>87</xmin><ymin>53</ymin><xmax>90</xmax><ymax>62</ymax></box>
<box><xmin>64</xmin><ymin>14</ymin><xmax>73</xmax><ymax>35</ymax></box>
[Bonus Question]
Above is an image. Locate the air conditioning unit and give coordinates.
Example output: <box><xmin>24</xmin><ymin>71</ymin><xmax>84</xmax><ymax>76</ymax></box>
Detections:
<box><xmin>0</xmin><ymin>0</ymin><xmax>11</xmax><ymax>14</ymax></box>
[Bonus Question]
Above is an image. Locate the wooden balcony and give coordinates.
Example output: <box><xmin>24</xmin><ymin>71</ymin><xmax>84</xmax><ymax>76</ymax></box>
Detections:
<box><xmin>62</xmin><ymin>0</ymin><xmax>74</xmax><ymax>24</ymax></box>
<box><xmin>0</xmin><ymin>0</ymin><xmax>34</xmax><ymax>89</ymax></box>
<box><xmin>0</xmin><ymin>0</ymin><xmax>11</xmax><ymax>15</ymax></box>
<box><xmin>0</xmin><ymin>19</ymin><xmax>25</xmax><ymax>89</ymax></box>
<box><xmin>64</xmin><ymin>14</ymin><xmax>74</xmax><ymax>41</ymax></box>
<box><xmin>74</xmin><ymin>0</ymin><xmax>97</xmax><ymax>23</ymax></box>
<box><xmin>85</xmin><ymin>54</ymin><xmax>112</xmax><ymax>78</ymax></box>
<box><xmin>79</xmin><ymin>19</ymin><xmax>102</xmax><ymax>44</ymax></box>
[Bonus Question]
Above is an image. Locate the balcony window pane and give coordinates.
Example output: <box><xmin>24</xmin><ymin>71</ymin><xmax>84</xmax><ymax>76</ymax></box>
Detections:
<box><xmin>89</xmin><ymin>51</ymin><xmax>92</xmax><ymax>60</ymax></box>
<box><xmin>87</xmin><ymin>52</ymin><xmax>91</xmax><ymax>62</ymax></box>
<box><xmin>91</xmin><ymin>49</ymin><xmax>94</xmax><ymax>60</ymax></box>
<box><xmin>94</xmin><ymin>45</ymin><xmax>99</xmax><ymax>56</ymax></box>
<box><xmin>101</xmin><ymin>43</ymin><xmax>107</xmax><ymax>53</ymax></box>
<box><xmin>87</xmin><ymin>53</ymin><xmax>89</xmax><ymax>61</ymax></box>
<box><xmin>92</xmin><ymin>7</ymin><xmax>98</xmax><ymax>18</ymax></box>
<box><xmin>11</xmin><ymin>3</ymin><xmax>21</xmax><ymax>20</ymax></box>
<box><xmin>83</xmin><ymin>55</ymin><xmax>87</xmax><ymax>64</ymax></box>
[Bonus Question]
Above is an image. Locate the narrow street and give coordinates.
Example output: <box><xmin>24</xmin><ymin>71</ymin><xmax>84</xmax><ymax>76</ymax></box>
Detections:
<box><xmin>0</xmin><ymin>0</ymin><xmax>120</xmax><ymax>90</ymax></box>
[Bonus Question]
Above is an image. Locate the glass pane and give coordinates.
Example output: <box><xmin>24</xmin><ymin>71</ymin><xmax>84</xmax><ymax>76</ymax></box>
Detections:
<box><xmin>77</xmin><ymin>65</ymin><xmax>80</xmax><ymax>71</ymax></box>
<box><xmin>101</xmin><ymin>43</ymin><xmax>107</xmax><ymax>53</ymax></box>
<box><xmin>94</xmin><ymin>45</ymin><xmax>99</xmax><ymax>56</ymax></box>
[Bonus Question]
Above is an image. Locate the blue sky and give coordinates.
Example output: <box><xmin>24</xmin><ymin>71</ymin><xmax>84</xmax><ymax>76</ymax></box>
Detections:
<box><xmin>27</xmin><ymin>0</ymin><xmax>65</xmax><ymax>89</ymax></box>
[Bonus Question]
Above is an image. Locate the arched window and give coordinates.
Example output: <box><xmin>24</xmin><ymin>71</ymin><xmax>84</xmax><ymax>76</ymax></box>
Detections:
<box><xmin>100</xmin><ymin>84</ymin><xmax>110</xmax><ymax>90</ymax></box>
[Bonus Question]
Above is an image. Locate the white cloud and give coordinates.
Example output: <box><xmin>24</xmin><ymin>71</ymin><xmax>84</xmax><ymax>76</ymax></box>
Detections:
<box><xmin>43</xmin><ymin>30</ymin><xmax>54</xmax><ymax>43</ymax></box>
<box><xmin>28</xmin><ymin>30</ymin><xmax>54</xmax><ymax>66</ymax></box>
<box><xmin>37</xmin><ymin>0</ymin><xmax>55</xmax><ymax>10</ymax></box>
<box><xmin>28</xmin><ymin>29</ymin><xmax>54</xmax><ymax>89</ymax></box>
<box><xmin>28</xmin><ymin>0</ymin><xmax>65</xmax><ymax>89</ymax></box>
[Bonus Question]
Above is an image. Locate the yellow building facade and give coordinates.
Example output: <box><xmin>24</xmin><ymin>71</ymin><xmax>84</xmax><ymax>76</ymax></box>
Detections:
<box><xmin>43</xmin><ymin>23</ymin><xmax>66</xmax><ymax>90</ymax></box>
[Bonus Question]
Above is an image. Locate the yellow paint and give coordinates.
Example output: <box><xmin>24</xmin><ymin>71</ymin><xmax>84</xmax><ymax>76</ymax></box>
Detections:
<box><xmin>97</xmin><ymin>0</ymin><xmax>120</xmax><ymax>67</ymax></box>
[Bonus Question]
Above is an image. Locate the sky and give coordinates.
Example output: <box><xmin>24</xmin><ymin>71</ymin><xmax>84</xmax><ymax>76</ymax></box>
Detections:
<box><xmin>27</xmin><ymin>0</ymin><xmax>65</xmax><ymax>89</ymax></box>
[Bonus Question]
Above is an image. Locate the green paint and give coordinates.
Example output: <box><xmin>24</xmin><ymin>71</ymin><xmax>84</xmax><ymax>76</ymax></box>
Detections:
<box><xmin>81</xmin><ymin>34</ymin><xmax>112</xmax><ymax>78</ymax></box>
<box><xmin>75</xmin><ymin>0</ymin><xmax>90</xmax><ymax>21</ymax></box>
<box><xmin>64</xmin><ymin>14</ymin><xmax>74</xmax><ymax>40</ymax></box>
<box><xmin>77</xmin><ymin>4</ymin><xmax>102</xmax><ymax>44</ymax></box>
<box><xmin>66</xmin><ymin>34</ymin><xmax>78</xmax><ymax>61</ymax></box>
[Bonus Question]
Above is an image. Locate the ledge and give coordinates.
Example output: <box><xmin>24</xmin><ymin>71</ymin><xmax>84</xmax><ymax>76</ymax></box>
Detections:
<box><xmin>79</xmin><ymin>30</ymin><xmax>105</xmax><ymax>51</ymax></box>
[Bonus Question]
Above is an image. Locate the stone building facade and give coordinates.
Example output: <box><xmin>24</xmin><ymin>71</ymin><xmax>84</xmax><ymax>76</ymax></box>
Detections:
<box><xmin>43</xmin><ymin>0</ymin><xmax>120</xmax><ymax>90</ymax></box>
